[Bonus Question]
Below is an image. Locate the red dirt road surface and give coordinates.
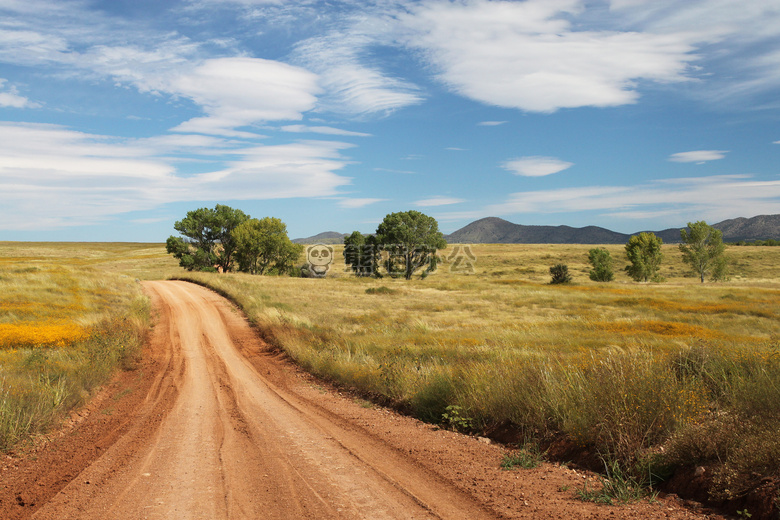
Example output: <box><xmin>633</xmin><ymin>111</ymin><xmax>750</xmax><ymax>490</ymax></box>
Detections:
<box><xmin>3</xmin><ymin>280</ymin><xmax>724</xmax><ymax>519</ymax></box>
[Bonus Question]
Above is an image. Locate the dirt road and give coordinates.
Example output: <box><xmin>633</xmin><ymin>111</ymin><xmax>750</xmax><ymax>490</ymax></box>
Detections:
<box><xmin>30</xmin><ymin>281</ymin><xmax>494</xmax><ymax>519</ymax></box>
<box><xmin>9</xmin><ymin>281</ymin><xmax>720</xmax><ymax>519</ymax></box>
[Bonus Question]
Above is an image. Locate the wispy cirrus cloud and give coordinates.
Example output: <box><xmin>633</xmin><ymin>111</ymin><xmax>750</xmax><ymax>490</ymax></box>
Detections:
<box><xmin>0</xmin><ymin>3</ymin><xmax>320</xmax><ymax>136</ymax></box>
<box><xmin>337</xmin><ymin>197</ymin><xmax>385</xmax><ymax>209</ymax></box>
<box><xmin>483</xmin><ymin>174</ymin><xmax>780</xmax><ymax>225</ymax></box>
<box><xmin>414</xmin><ymin>196</ymin><xmax>465</xmax><ymax>207</ymax></box>
<box><xmin>280</xmin><ymin>125</ymin><xmax>371</xmax><ymax>137</ymax></box>
<box><xmin>669</xmin><ymin>150</ymin><xmax>729</xmax><ymax>163</ymax></box>
<box><xmin>609</xmin><ymin>0</ymin><xmax>780</xmax><ymax>105</ymax></box>
<box><xmin>0</xmin><ymin>79</ymin><xmax>38</xmax><ymax>108</ymax></box>
<box><xmin>373</xmin><ymin>167</ymin><xmax>415</xmax><ymax>175</ymax></box>
<box><xmin>502</xmin><ymin>156</ymin><xmax>573</xmax><ymax>177</ymax></box>
<box><xmin>292</xmin><ymin>27</ymin><xmax>424</xmax><ymax>117</ymax></box>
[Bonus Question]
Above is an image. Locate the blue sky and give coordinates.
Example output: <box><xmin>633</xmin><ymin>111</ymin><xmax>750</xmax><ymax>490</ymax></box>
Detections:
<box><xmin>1</xmin><ymin>0</ymin><xmax>779</xmax><ymax>241</ymax></box>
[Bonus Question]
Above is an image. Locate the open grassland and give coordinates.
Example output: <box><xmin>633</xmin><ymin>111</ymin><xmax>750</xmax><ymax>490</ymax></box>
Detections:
<box><xmin>2</xmin><ymin>241</ymin><xmax>778</xmax><ymax>504</ymax></box>
<box><xmin>0</xmin><ymin>242</ymin><xmax>179</xmax><ymax>450</ymax></box>
<box><xmin>181</xmin><ymin>243</ymin><xmax>780</xmax><ymax>503</ymax></box>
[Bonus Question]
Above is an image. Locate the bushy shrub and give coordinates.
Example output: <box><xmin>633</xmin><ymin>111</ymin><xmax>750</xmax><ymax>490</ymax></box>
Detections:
<box><xmin>625</xmin><ymin>232</ymin><xmax>664</xmax><ymax>282</ymax></box>
<box><xmin>588</xmin><ymin>248</ymin><xmax>615</xmax><ymax>282</ymax></box>
<box><xmin>549</xmin><ymin>264</ymin><xmax>572</xmax><ymax>284</ymax></box>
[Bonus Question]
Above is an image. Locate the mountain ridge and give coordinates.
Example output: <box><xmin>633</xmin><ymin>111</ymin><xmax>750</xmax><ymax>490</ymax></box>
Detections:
<box><xmin>293</xmin><ymin>214</ymin><xmax>780</xmax><ymax>244</ymax></box>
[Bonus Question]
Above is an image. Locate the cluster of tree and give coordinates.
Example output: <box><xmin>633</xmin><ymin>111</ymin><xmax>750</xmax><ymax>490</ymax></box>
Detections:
<box><xmin>556</xmin><ymin>220</ymin><xmax>728</xmax><ymax>284</ymax></box>
<box><xmin>167</xmin><ymin>206</ymin><xmax>729</xmax><ymax>285</ymax></box>
<box><xmin>166</xmin><ymin>204</ymin><xmax>302</xmax><ymax>275</ymax></box>
<box><xmin>343</xmin><ymin>210</ymin><xmax>447</xmax><ymax>280</ymax></box>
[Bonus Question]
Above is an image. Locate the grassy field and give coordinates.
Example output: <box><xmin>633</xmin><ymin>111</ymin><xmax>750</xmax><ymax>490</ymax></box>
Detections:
<box><xmin>0</xmin><ymin>242</ymin><xmax>178</xmax><ymax>450</ymax></box>
<box><xmin>2</xmin><ymin>240</ymin><xmax>779</xmax><ymax>504</ymax></box>
<box><xmin>180</xmin><ymin>242</ymin><xmax>780</xmax><ymax>503</ymax></box>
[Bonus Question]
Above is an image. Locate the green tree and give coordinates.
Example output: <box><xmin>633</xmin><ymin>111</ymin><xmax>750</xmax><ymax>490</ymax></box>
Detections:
<box><xmin>232</xmin><ymin>217</ymin><xmax>303</xmax><ymax>275</ymax></box>
<box><xmin>588</xmin><ymin>247</ymin><xmax>615</xmax><ymax>282</ymax></box>
<box><xmin>166</xmin><ymin>204</ymin><xmax>249</xmax><ymax>272</ymax></box>
<box><xmin>549</xmin><ymin>264</ymin><xmax>572</xmax><ymax>284</ymax></box>
<box><xmin>374</xmin><ymin>210</ymin><xmax>447</xmax><ymax>280</ymax></box>
<box><xmin>679</xmin><ymin>221</ymin><xmax>728</xmax><ymax>282</ymax></box>
<box><xmin>343</xmin><ymin>231</ymin><xmax>381</xmax><ymax>277</ymax></box>
<box><xmin>625</xmin><ymin>232</ymin><xmax>664</xmax><ymax>282</ymax></box>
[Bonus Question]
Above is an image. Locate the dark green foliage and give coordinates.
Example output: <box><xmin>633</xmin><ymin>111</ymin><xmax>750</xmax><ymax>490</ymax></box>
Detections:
<box><xmin>679</xmin><ymin>221</ymin><xmax>728</xmax><ymax>282</ymax></box>
<box><xmin>410</xmin><ymin>374</ymin><xmax>456</xmax><ymax>423</ymax></box>
<box><xmin>624</xmin><ymin>232</ymin><xmax>664</xmax><ymax>282</ymax></box>
<box><xmin>588</xmin><ymin>247</ymin><xmax>614</xmax><ymax>282</ymax></box>
<box><xmin>166</xmin><ymin>204</ymin><xmax>249</xmax><ymax>272</ymax></box>
<box><xmin>441</xmin><ymin>404</ymin><xmax>473</xmax><ymax>432</ymax></box>
<box><xmin>373</xmin><ymin>210</ymin><xmax>447</xmax><ymax>280</ymax></box>
<box><xmin>732</xmin><ymin>239</ymin><xmax>779</xmax><ymax>246</ymax></box>
<box><xmin>343</xmin><ymin>231</ymin><xmax>382</xmax><ymax>277</ymax></box>
<box><xmin>549</xmin><ymin>263</ymin><xmax>572</xmax><ymax>284</ymax></box>
<box><xmin>365</xmin><ymin>286</ymin><xmax>397</xmax><ymax>295</ymax></box>
<box><xmin>232</xmin><ymin>217</ymin><xmax>302</xmax><ymax>275</ymax></box>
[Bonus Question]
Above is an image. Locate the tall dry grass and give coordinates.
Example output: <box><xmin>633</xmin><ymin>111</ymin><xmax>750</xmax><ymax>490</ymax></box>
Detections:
<box><xmin>0</xmin><ymin>243</ymin><xmax>159</xmax><ymax>450</ymax></box>
<box><xmin>179</xmin><ymin>242</ymin><xmax>780</xmax><ymax>500</ymax></box>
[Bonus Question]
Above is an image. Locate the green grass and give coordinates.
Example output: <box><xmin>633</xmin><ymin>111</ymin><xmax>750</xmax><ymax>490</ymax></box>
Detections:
<box><xmin>575</xmin><ymin>459</ymin><xmax>657</xmax><ymax>505</ymax></box>
<box><xmin>500</xmin><ymin>441</ymin><xmax>545</xmax><ymax>470</ymax></box>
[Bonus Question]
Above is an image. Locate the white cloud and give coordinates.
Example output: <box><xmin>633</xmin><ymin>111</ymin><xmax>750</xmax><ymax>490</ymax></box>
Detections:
<box><xmin>0</xmin><ymin>28</ymin><xmax>71</xmax><ymax>66</ymax></box>
<box><xmin>0</xmin><ymin>6</ymin><xmax>320</xmax><ymax>135</ymax></box>
<box><xmin>0</xmin><ymin>79</ymin><xmax>39</xmax><ymax>108</ymax></box>
<box><xmin>502</xmin><ymin>156</ymin><xmax>573</xmax><ymax>177</ymax></box>
<box><xmin>477</xmin><ymin>121</ymin><xmax>507</xmax><ymax>126</ymax></box>
<box><xmin>373</xmin><ymin>167</ymin><xmax>415</xmax><ymax>175</ymax></box>
<box><xmin>0</xmin><ymin>122</ymin><xmax>351</xmax><ymax>229</ymax></box>
<box><xmin>414</xmin><ymin>196</ymin><xmax>465</xmax><ymax>207</ymax></box>
<box><xmin>292</xmin><ymin>30</ymin><xmax>424</xmax><ymax>117</ymax></box>
<box><xmin>669</xmin><ymin>150</ymin><xmax>729</xmax><ymax>163</ymax></box>
<box><xmin>169</xmin><ymin>58</ymin><xmax>321</xmax><ymax>136</ymax></box>
<box><xmin>396</xmin><ymin>0</ymin><xmax>699</xmax><ymax>112</ymax></box>
<box><xmin>337</xmin><ymin>197</ymin><xmax>385</xmax><ymax>209</ymax></box>
<box><xmin>280</xmin><ymin>125</ymin><xmax>371</xmax><ymax>137</ymax></box>
<box><xmin>608</xmin><ymin>0</ymin><xmax>780</xmax><ymax>104</ymax></box>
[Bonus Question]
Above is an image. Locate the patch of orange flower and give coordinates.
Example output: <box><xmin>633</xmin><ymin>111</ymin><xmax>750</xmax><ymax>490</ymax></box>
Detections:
<box><xmin>0</xmin><ymin>322</ymin><xmax>88</xmax><ymax>349</ymax></box>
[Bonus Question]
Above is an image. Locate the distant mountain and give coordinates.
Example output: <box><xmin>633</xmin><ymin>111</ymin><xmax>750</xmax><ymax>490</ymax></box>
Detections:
<box><xmin>296</xmin><ymin>214</ymin><xmax>779</xmax><ymax>246</ymax></box>
<box><xmin>713</xmin><ymin>215</ymin><xmax>780</xmax><ymax>241</ymax></box>
<box><xmin>292</xmin><ymin>231</ymin><xmax>347</xmax><ymax>245</ymax></box>
<box><xmin>444</xmin><ymin>217</ymin><xmax>631</xmax><ymax>244</ymax></box>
